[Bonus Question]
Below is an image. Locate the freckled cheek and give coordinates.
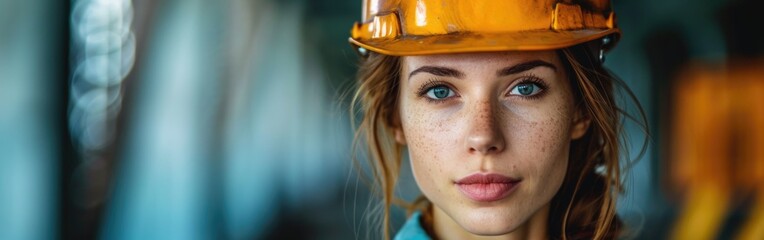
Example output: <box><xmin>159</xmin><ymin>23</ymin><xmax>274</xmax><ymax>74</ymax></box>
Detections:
<box><xmin>512</xmin><ymin>119</ymin><xmax>570</xmax><ymax>194</ymax></box>
<box><xmin>407</xmin><ymin>134</ymin><xmax>449</xmax><ymax>198</ymax></box>
<box><xmin>402</xmin><ymin>110</ymin><xmax>456</xmax><ymax>193</ymax></box>
<box><xmin>509</xmin><ymin>114</ymin><xmax>565</xmax><ymax>151</ymax></box>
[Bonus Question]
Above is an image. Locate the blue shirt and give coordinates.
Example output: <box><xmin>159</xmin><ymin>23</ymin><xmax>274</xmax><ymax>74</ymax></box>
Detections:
<box><xmin>394</xmin><ymin>212</ymin><xmax>432</xmax><ymax>240</ymax></box>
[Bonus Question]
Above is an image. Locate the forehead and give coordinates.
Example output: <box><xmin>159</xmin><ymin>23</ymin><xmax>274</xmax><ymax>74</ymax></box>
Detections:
<box><xmin>401</xmin><ymin>51</ymin><xmax>560</xmax><ymax>70</ymax></box>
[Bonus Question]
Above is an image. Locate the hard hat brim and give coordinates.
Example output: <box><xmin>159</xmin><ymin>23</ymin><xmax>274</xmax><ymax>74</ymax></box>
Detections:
<box><xmin>349</xmin><ymin>29</ymin><xmax>620</xmax><ymax>56</ymax></box>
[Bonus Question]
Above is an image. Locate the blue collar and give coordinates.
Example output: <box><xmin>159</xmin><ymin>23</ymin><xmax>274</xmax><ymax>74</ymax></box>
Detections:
<box><xmin>394</xmin><ymin>211</ymin><xmax>432</xmax><ymax>240</ymax></box>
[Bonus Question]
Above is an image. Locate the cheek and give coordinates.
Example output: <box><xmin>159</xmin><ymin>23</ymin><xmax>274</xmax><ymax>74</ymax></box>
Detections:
<box><xmin>402</xmin><ymin>110</ymin><xmax>451</xmax><ymax>160</ymax></box>
<box><xmin>400</xmin><ymin>104</ymin><xmax>458</xmax><ymax>196</ymax></box>
<box><xmin>516</xmin><ymin>115</ymin><xmax>571</xmax><ymax>161</ymax></box>
<box><xmin>510</xmin><ymin>104</ymin><xmax>573</xmax><ymax>198</ymax></box>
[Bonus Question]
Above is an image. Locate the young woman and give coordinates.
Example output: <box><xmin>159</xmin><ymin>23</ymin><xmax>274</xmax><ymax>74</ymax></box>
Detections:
<box><xmin>348</xmin><ymin>1</ymin><xmax>646</xmax><ymax>239</ymax></box>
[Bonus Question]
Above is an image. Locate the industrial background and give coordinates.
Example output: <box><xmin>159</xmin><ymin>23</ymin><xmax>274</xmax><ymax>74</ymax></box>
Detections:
<box><xmin>0</xmin><ymin>0</ymin><xmax>762</xmax><ymax>239</ymax></box>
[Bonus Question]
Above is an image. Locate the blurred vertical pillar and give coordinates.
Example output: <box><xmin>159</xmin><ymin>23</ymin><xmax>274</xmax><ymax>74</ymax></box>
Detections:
<box><xmin>67</xmin><ymin>0</ymin><xmax>137</xmax><ymax>238</ymax></box>
<box><xmin>733</xmin><ymin>62</ymin><xmax>764</xmax><ymax>240</ymax></box>
<box><xmin>220</xmin><ymin>0</ymin><xmax>350</xmax><ymax>238</ymax></box>
<box><xmin>217</xmin><ymin>0</ymin><xmax>281</xmax><ymax>238</ymax></box>
<box><xmin>669</xmin><ymin>66</ymin><xmax>732</xmax><ymax>240</ymax></box>
<box><xmin>101</xmin><ymin>0</ymin><xmax>358</xmax><ymax>238</ymax></box>
<box><xmin>722</xmin><ymin>2</ymin><xmax>764</xmax><ymax>239</ymax></box>
<box><xmin>618</xmin><ymin>0</ymin><xmax>729</xmax><ymax>238</ymax></box>
<box><xmin>100</xmin><ymin>0</ymin><xmax>225</xmax><ymax>239</ymax></box>
<box><xmin>0</xmin><ymin>0</ymin><xmax>64</xmax><ymax>239</ymax></box>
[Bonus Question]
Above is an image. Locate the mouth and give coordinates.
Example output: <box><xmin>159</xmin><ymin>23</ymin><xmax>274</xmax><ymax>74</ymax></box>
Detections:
<box><xmin>455</xmin><ymin>173</ymin><xmax>521</xmax><ymax>202</ymax></box>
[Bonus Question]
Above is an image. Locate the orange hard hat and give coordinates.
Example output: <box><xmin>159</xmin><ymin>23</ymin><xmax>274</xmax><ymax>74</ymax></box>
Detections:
<box><xmin>349</xmin><ymin>0</ymin><xmax>620</xmax><ymax>56</ymax></box>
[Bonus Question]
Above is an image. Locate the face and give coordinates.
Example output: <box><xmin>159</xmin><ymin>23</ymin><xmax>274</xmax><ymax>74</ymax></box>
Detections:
<box><xmin>394</xmin><ymin>51</ymin><xmax>590</xmax><ymax>235</ymax></box>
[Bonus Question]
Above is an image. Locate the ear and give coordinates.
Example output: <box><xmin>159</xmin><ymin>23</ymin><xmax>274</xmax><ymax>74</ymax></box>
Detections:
<box><xmin>570</xmin><ymin>109</ymin><xmax>591</xmax><ymax>140</ymax></box>
<box><xmin>391</xmin><ymin>110</ymin><xmax>407</xmax><ymax>145</ymax></box>
<box><xmin>394</xmin><ymin>127</ymin><xmax>407</xmax><ymax>144</ymax></box>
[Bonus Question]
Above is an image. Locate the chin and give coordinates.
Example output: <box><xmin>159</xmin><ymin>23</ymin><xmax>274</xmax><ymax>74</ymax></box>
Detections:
<box><xmin>457</xmin><ymin>210</ymin><xmax>522</xmax><ymax>236</ymax></box>
<box><xmin>461</xmin><ymin>222</ymin><xmax>518</xmax><ymax>236</ymax></box>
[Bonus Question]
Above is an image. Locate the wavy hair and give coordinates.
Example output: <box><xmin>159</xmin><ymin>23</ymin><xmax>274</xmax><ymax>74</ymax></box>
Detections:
<box><xmin>349</xmin><ymin>43</ymin><xmax>647</xmax><ymax>240</ymax></box>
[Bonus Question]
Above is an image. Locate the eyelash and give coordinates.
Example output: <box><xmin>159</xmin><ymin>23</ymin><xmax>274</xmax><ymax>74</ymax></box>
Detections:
<box><xmin>415</xmin><ymin>75</ymin><xmax>550</xmax><ymax>103</ymax></box>
<box><xmin>416</xmin><ymin>79</ymin><xmax>456</xmax><ymax>104</ymax></box>
<box><xmin>507</xmin><ymin>74</ymin><xmax>549</xmax><ymax>100</ymax></box>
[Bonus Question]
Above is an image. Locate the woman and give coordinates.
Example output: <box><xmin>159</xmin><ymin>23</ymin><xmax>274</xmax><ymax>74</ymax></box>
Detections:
<box><xmin>348</xmin><ymin>1</ymin><xmax>646</xmax><ymax>239</ymax></box>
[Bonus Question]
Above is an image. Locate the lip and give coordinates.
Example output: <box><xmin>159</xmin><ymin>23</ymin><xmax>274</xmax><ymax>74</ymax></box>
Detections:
<box><xmin>455</xmin><ymin>173</ymin><xmax>521</xmax><ymax>202</ymax></box>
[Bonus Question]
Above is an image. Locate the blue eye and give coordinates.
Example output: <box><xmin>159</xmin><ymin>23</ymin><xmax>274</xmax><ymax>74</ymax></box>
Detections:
<box><xmin>426</xmin><ymin>86</ymin><xmax>455</xmax><ymax>99</ymax></box>
<box><xmin>509</xmin><ymin>83</ymin><xmax>542</xmax><ymax>96</ymax></box>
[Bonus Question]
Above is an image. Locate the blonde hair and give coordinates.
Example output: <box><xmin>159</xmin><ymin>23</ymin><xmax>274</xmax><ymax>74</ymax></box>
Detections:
<box><xmin>349</xmin><ymin>43</ymin><xmax>647</xmax><ymax>240</ymax></box>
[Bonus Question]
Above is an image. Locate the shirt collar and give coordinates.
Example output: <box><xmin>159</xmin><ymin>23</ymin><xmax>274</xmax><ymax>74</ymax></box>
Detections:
<box><xmin>394</xmin><ymin>211</ymin><xmax>431</xmax><ymax>240</ymax></box>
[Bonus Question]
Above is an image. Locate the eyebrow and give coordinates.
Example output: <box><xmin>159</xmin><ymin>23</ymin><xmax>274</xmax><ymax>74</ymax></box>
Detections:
<box><xmin>408</xmin><ymin>60</ymin><xmax>557</xmax><ymax>80</ymax></box>
<box><xmin>408</xmin><ymin>66</ymin><xmax>466</xmax><ymax>79</ymax></box>
<box><xmin>496</xmin><ymin>60</ymin><xmax>557</xmax><ymax>76</ymax></box>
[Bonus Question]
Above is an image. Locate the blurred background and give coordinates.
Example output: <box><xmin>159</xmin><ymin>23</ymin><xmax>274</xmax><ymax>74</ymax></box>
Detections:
<box><xmin>0</xmin><ymin>0</ymin><xmax>762</xmax><ymax>239</ymax></box>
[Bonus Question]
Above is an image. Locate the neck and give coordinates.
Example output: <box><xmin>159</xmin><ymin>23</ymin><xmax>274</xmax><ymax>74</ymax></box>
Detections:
<box><xmin>430</xmin><ymin>204</ymin><xmax>550</xmax><ymax>240</ymax></box>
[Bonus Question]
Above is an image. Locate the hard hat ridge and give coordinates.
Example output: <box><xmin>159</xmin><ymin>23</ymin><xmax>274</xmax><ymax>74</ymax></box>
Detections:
<box><xmin>349</xmin><ymin>0</ymin><xmax>620</xmax><ymax>56</ymax></box>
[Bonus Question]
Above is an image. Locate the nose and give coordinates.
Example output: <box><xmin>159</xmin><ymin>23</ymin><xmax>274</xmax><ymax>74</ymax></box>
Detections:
<box><xmin>465</xmin><ymin>100</ymin><xmax>506</xmax><ymax>155</ymax></box>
